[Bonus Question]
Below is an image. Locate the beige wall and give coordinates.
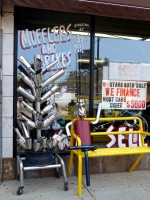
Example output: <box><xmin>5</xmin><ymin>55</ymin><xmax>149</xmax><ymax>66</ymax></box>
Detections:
<box><xmin>1</xmin><ymin>5</ymin><xmax>14</xmax><ymax>158</ymax></box>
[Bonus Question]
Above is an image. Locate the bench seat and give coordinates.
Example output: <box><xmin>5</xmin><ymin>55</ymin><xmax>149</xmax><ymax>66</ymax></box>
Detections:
<box><xmin>72</xmin><ymin>146</ymin><xmax>150</xmax><ymax>157</ymax></box>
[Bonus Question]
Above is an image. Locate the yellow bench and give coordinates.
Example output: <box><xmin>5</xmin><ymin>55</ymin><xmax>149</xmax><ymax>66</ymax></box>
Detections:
<box><xmin>66</xmin><ymin>116</ymin><xmax>150</xmax><ymax>196</ymax></box>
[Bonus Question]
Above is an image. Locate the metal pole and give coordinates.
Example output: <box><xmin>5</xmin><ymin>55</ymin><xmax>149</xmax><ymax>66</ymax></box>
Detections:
<box><xmin>96</xmin><ymin>37</ymin><xmax>100</xmax><ymax>94</ymax></box>
<box><xmin>17</xmin><ymin>155</ymin><xmax>24</xmax><ymax>188</ymax></box>
<box><xmin>84</xmin><ymin>150</ymin><xmax>90</xmax><ymax>186</ymax></box>
<box><xmin>89</xmin><ymin>15</ymin><xmax>95</xmax><ymax>117</ymax></box>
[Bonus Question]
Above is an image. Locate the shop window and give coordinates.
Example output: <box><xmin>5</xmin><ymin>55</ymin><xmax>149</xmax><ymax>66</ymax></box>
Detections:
<box><xmin>93</xmin><ymin>16</ymin><xmax>150</xmax><ymax>143</ymax></box>
<box><xmin>15</xmin><ymin>7</ymin><xmax>91</xmax><ymax>153</ymax></box>
<box><xmin>15</xmin><ymin>7</ymin><xmax>150</xmax><ymax>154</ymax></box>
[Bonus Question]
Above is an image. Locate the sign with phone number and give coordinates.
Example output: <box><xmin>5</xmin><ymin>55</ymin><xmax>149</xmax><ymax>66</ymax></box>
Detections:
<box><xmin>102</xmin><ymin>80</ymin><xmax>147</xmax><ymax>110</ymax></box>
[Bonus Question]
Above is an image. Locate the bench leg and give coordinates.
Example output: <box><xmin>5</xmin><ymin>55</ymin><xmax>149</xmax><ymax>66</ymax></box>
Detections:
<box><xmin>129</xmin><ymin>154</ymin><xmax>143</xmax><ymax>172</ymax></box>
<box><xmin>84</xmin><ymin>150</ymin><xmax>90</xmax><ymax>186</ymax></box>
<box><xmin>67</xmin><ymin>150</ymin><xmax>74</xmax><ymax>176</ymax></box>
<box><xmin>78</xmin><ymin>155</ymin><xmax>82</xmax><ymax>196</ymax></box>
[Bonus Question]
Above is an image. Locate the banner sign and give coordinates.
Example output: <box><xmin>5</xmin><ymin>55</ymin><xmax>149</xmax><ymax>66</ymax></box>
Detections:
<box><xmin>109</xmin><ymin>62</ymin><xmax>150</xmax><ymax>81</ymax></box>
<box><xmin>102</xmin><ymin>80</ymin><xmax>147</xmax><ymax>110</ymax></box>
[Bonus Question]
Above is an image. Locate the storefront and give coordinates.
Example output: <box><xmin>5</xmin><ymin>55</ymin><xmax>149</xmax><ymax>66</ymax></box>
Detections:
<box><xmin>1</xmin><ymin>1</ymin><xmax>150</xmax><ymax>180</ymax></box>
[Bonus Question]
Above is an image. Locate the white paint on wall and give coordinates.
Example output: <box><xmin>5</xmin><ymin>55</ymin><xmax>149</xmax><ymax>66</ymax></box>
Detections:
<box><xmin>1</xmin><ymin>5</ymin><xmax>14</xmax><ymax>158</ymax></box>
<box><xmin>2</xmin><ymin>138</ymin><xmax>13</xmax><ymax>157</ymax></box>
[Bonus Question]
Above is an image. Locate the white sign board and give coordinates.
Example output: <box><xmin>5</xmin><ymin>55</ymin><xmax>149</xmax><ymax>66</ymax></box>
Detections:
<box><xmin>102</xmin><ymin>80</ymin><xmax>147</xmax><ymax>110</ymax></box>
<box><xmin>109</xmin><ymin>62</ymin><xmax>150</xmax><ymax>81</ymax></box>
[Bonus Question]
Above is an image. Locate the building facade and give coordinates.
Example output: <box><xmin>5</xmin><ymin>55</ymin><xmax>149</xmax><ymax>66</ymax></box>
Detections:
<box><xmin>1</xmin><ymin>1</ymin><xmax>150</xmax><ymax>180</ymax></box>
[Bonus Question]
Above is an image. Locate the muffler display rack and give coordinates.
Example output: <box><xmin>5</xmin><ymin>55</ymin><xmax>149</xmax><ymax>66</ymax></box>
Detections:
<box><xmin>15</xmin><ymin>55</ymin><xmax>69</xmax><ymax>195</ymax></box>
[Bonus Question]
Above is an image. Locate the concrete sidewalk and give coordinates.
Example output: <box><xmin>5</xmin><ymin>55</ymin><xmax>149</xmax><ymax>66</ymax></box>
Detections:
<box><xmin>0</xmin><ymin>170</ymin><xmax>150</xmax><ymax>200</ymax></box>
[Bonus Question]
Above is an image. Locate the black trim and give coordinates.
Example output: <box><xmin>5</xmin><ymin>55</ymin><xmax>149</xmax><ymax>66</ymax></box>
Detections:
<box><xmin>89</xmin><ymin>15</ymin><xmax>95</xmax><ymax>117</ymax></box>
<box><xmin>13</xmin><ymin>6</ymin><xmax>18</xmax><ymax>158</ymax></box>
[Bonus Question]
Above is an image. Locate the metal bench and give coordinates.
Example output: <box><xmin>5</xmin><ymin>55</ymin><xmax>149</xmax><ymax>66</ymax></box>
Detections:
<box><xmin>67</xmin><ymin>116</ymin><xmax>150</xmax><ymax>196</ymax></box>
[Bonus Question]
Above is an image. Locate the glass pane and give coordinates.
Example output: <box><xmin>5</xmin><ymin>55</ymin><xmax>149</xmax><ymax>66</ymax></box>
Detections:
<box><xmin>16</xmin><ymin>8</ymin><xmax>91</xmax><ymax>153</ymax></box>
<box><xmin>94</xmin><ymin>16</ymin><xmax>150</xmax><ymax>144</ymax></box>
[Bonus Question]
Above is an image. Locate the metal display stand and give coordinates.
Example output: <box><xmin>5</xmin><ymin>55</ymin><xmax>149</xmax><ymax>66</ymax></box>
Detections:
<box><xmin>16</xmin><ymin>153</ymin><xmax>68</xmax><ymax>195</ymax></box>
<box><xmin>15</xmin><ymin>55</ymin><xmax>70</xmax><ymax>195</ymax></box>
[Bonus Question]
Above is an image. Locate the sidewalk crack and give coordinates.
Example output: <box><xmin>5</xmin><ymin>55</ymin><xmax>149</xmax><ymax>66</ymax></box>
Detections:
<box><xmin>82</xmin><ymin>182</ymin><xmax>96</xmax><ymax>200</ymax></box>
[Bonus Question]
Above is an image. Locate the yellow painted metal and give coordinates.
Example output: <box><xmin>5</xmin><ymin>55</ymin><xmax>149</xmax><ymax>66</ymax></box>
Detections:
<box><xmin>78</xmin><ymin>155</ymin><xmax>82</xmax><ymax>196</ymax></box>
<box><xmin>129</xmin><ymin>154</ymin><xmax>143</xmax><ymax>172</ymax></box>
<box><xmin>67</xmin><ymin>116</ymin><xmax>150</xmax><ymax>196</ymax></box>
<box><xmin>70</xmin><ymin>147</ymin><xmax>150</xmax><ymax>157</ymax></box>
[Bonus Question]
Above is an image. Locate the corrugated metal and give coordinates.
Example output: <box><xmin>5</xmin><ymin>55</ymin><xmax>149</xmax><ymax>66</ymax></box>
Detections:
<box><xmin>2</xmin><ymin>0</ymin><xmax>150</xmax><ymax>21</ymax></box>
<box><xmin>0</xmin><ymin>29</ymin><xmax>2</xmax><ymax>173</ymax></box>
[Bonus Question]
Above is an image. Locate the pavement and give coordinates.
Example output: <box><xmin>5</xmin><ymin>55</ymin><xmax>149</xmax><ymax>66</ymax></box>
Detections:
<box><xmin>0</xmin><ymin>170</ymin><xmax>150</xmax><ymax>200</ymax></box>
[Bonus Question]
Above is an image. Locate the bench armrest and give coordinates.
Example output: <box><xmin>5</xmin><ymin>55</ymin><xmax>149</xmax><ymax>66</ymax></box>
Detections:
<box><xmin>71</xmin><ymin>132</ymin><xmax>82</xmax><ymax>146</ymax></box>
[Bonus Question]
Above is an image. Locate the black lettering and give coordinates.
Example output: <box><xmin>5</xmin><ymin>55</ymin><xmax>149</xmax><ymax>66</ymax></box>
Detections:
<box><xmin>110</xmin><ymin>103</ymin><xmax>122</xmax><ymax>108</ymax></box>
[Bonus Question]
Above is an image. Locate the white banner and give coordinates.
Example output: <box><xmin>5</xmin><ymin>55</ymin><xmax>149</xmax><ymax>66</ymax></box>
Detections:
<box><xmin>102</xmin><ymin>80</ymin><xmax>147</xmax><ymax>110</ymax></box>
<box><xmin>109</xmin><ymin>62</ymin><xmax>150</xmax><ymax>81</ymax></box>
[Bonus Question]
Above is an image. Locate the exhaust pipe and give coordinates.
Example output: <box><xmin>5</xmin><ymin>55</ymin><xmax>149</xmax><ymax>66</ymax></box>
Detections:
<box><xmin>18</xmin><ymin>56</ymin><xmax>35</xmax><ymax>74</ymax></box>
<box><xmin>41</xmin><ymin>69</ymin><xmax>65</xmax><ymax>88</ymax></box>
<box><xmin>42</xmin><ymin>114</ymin><xmax>56</xmax><ymax>128</ymax></box>
<box><xmin>41</xmin><ymin>60</ymin><xmax>58</xmax><ymax>75</ymax></box>
<box><xmin>14</xmin><ymin>128</ymin><xmax>27</xmax><ymax>149</ymax></box>
<box><xmin>17</xmin><ymin>86</ymin><xmax>36</xmax><ymax>102</ymax></box>
<box><xmin>21</xmin><ymin>114</ymin><xmax>36</xmax><ymax>128</ymax></box>
<box><xmin>40</xmin><ymin>85</ymin><xmax>59</xmax><ymax>102</ymax></box>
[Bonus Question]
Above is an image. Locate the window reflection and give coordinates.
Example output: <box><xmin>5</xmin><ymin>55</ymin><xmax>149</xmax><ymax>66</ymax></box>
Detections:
<box><xmin>94</xmin><ymin>35</ymin><xmax>150</xmax><ymax>107</ymax></box>
<box><xmin>16</xmin><ymin>8</ymin><xmax>90</xmax><ymax>153</ymax></box>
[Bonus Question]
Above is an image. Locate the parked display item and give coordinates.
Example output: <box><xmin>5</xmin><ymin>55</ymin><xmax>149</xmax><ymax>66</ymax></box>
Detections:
<box><xmin>15</xmin><ymin>55</ymin><xmax>69</xmax><ymax>195</ymax></box>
